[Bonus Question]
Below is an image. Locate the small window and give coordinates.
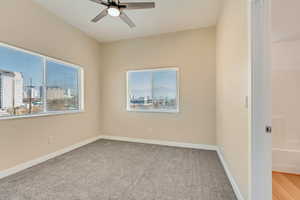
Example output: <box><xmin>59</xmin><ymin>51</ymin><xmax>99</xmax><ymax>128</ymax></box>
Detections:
<box><xmin>0</xmin><ymin>43</ymin><xmax>84</xmax><ymax>119</ymax></box>
<box><xmin>127</xmin><ymin>68</ymin><xmax>179</xmax><ymax>113</ymax></box>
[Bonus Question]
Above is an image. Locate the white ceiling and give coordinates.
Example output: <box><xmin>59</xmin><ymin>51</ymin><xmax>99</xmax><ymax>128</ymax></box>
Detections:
<box><xmin>33</xmin><ymin>0</ymin><xmax>221</xmax><ymax>42</ymax></box>
<box><xmin>272</xmin><ymin>0</ymin><xmax>300</xmax><ymax>43</ymax></box>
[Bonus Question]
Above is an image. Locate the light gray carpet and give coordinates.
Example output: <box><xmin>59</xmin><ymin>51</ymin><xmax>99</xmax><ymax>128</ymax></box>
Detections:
<box><xmin>0</xmin><ymin>140</ymin><xmax>237</xmax><ymax>200</ymax></box>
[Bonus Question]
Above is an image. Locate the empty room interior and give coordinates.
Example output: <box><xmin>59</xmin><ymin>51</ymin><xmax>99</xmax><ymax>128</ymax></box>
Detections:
<box><xmin>0</xmin><ymin>0</ymin><xmax>250</xmax><ymax>200</ymax></box>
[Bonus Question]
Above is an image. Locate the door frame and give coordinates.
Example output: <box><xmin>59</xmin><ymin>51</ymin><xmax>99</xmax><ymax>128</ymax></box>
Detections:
<box><xmin>250</xmin><ymin>0</ymin><xmax>272</xmax><ymax>199</ymax></box>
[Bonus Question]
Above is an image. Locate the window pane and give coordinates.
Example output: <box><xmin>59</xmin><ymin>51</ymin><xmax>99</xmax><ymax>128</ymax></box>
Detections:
<box><xmin>127</xmin><ymin>69</ymin><xmax>178</xmax><ymax>112</ymax></box>
<box><xmin>128</xmin><ymin>71</ymin><xmax>152</xmax><ymax>110</ymax></box>
<box><xmin>153</xmin><ymin>70</ymin><xmax>178</xmax><ymax>111</ymax></box>
<box><xmin>0</xmin><ymin>46</ymin><xmax>44</xmax><ymax>117</ymax></box>
<box><xmin>46</xmin><ymin>61</ymin><xmax>79</xmax><ymax>111</ymax></box>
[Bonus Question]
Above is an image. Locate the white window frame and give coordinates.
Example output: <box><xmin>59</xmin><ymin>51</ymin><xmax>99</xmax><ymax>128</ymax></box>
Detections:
<box><xmin>126</xmin><ymin>67</ymin><xmax>179</xmax><ymax>113</ymax></box>
<box><xmin>0</xmin><ymin>42</ymin><xmax>84</xmax><ymax>120</ymax></box>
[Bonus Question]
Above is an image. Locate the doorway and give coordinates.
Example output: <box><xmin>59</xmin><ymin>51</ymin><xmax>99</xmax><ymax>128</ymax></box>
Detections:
<box><xmin>271</xmin><ymin>0</ymin><xmax>300</xmax><ymax>199</ymax></box>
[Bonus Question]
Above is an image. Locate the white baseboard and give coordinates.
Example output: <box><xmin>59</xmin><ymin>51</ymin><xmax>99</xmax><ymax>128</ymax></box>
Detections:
<box><xmin>99</xmin><ymin>135</ymin><xmax>218</xmax><ymax>151</ymax></box>
<box><xmin>0</xmin><ymin>135</ymin><xmax>102</xmax><ymax>180</ymax></box>
<box><xmin>217</xmin><ymin>148</ymin><xmax>245</xmax><ymax>200</ymax></box>
<box><xmin>102</xmin><ymin>135</ymin><xmax>244</xmax><ymax>199</ymax></box>
<box><xmin>272</xmin><ymin>148</ymin><xmax>300</xmax><ymax>174</ymax></box>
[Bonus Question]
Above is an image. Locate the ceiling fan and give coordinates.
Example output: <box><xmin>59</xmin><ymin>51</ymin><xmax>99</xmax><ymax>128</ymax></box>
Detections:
<box><xmin>89</xmin><ymin>0</ymin><xmax>155</xmax><ymax>28</ymax></box>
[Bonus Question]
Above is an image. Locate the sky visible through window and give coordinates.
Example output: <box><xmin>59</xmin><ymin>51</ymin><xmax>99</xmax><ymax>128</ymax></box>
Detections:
<box><xmin>0</xmin><ymin>46</ymin><xmax>78</xmax><ymax>89</ymax></box>
<box><xmin>153</xmin><ymin>70</ymin><xmax>177</xmax><ymax>99</ymax></box>
<box><xmin>128</xmin><ymin>71</ymin><xmax>152</xmax><ymax>98</ymax></box>
<box><xmin>0</xmin><ymin>46</ymin><xmax>43</xmax><ymax>86</ymax></box>
<box><xmin>47</xmin><ymin>61</ymin><xmax>78</xmax><ymax>91</ymax></box>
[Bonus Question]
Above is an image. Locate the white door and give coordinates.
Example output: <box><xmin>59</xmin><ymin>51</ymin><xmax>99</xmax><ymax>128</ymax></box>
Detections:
<box><xmin>250</xmin><ymin>0</ymin><xmax>272</xmax><ymax>199</ymax></box>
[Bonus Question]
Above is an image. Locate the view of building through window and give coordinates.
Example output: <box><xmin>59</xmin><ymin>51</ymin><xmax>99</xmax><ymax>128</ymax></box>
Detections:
<box><xmin>46</xmin><ymin>61</ymin><xmax>79</xmax><ymax>111</ymax></box>
<box><xmin>0</xmin><ymin>44</ymin><xmax>82</xmax><ymax>118</ymax></box>
<box><xmin>0</xmin><ymin>46</ymin><xmax>44</xmax><ymax>117</ymax></box>
<box><xmin>127</xmin><ymin>68</ymin><xmax>178</xmax><ymax>112</ymax></box>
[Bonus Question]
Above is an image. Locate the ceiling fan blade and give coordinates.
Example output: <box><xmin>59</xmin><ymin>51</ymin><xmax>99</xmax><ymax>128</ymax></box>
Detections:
<box><xmin>120</xmin><ymin>2</ymin><xmax>155</xmax><ymax>10</ymax></box>
<box><xmin>89</xmin><ymin>0</ymin><xmax>109</xmax><ymax>6</ymax></box>
<box><xmin>119</xmin><ymin>12</ymin><xmax>136</xmax><ymax>28</ymax></box>
<box><xmin>91</xmin><ymin>9</ymin><xmax>108</xmax><ymax>22</ymax></box>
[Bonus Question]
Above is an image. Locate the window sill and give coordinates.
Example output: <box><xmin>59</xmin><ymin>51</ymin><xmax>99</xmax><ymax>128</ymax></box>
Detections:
<box><xmin>126</xmin><ymin>109</ymin><xmax>179</xmax><ymax>114</ymax></box>
<box><xmin>0</xmin><ymin>110</ymin><xmax>85</xmax><ymax>121</ymax></box>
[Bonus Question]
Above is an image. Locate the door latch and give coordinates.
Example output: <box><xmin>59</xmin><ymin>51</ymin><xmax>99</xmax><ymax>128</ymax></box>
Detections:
<box><xmin>266</xmin><ymin>126</ymin><xmax>272</xmax><ymax>134</ymax></box>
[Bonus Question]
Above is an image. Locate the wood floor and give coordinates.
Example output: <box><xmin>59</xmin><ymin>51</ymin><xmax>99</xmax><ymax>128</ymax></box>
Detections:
<box><xmin>273</xmin><ymin>172</ymin><xmax>300</xmax><ymax>200</ymax></box>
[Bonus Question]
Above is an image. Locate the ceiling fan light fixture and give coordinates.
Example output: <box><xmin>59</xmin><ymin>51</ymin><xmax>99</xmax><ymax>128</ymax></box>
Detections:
<box><xmin>90</xmin><ymin>0</ymin><xmax>155</xmax><ymax>28</ymax></box>
<box><xmin>108</xmin><ymin>6</ymin><xmax>120</xmax><ymax>17</ymax></box>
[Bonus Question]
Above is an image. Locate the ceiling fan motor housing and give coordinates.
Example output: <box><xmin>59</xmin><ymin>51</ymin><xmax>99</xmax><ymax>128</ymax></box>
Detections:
<box><xmin>108</xmin><ymin>6</ymin><xmax>120</xmax><ymax>17</ymax></box>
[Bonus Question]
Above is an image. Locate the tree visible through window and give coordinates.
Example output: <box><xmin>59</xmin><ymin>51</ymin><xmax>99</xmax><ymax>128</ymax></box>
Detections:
<box><xmin>127</xmin><ymin>68</ymin><xmax>178</xmax><ymax>112</ymax></box>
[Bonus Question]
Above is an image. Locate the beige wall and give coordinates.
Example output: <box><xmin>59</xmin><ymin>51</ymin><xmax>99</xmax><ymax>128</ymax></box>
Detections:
<box><xmin>216</xmin><ymin>0</ymin><xmax>249</xmax><ymax>199</ymax></box>
<box><xmin>101</xmin><ymin>28</ymin><xmax>216</xmax><ymax>145</ymax></box>
<box><xmin>0</xmin><ymin>0</ymin><xmax>102</xmax><ymax>171</ymax></box>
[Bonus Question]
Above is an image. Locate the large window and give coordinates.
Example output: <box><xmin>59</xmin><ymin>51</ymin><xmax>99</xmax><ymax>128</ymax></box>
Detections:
<box><xmin>0</xmin><ymin>43</ymin><xmax>83</xmax><ymax>119</ymax></box>
<box><xmin>127</xmin><ymin>68</ymin><xmax>179</xmax><ymax>113</ymax></box>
